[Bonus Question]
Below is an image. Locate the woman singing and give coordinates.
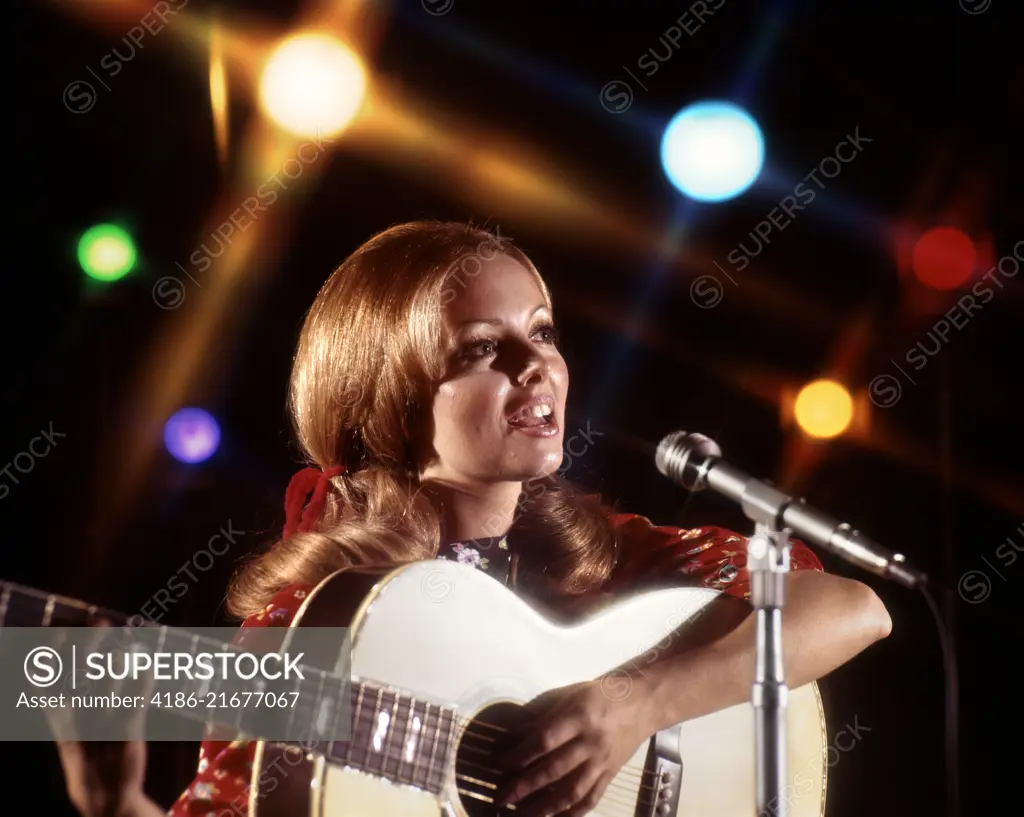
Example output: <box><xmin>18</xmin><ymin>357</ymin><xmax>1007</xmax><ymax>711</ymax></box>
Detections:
<box><xmin>54</xmin><ymin>220</ymin><xmax>891</xmax><ymax>817</ymax></box>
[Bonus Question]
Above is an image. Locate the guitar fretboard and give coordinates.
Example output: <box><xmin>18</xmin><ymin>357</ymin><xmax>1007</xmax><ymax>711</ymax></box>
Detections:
<box><xmin>0</xmin><ymin>581</ymin><xmax>458</xmax><ymax>794</ymax></box>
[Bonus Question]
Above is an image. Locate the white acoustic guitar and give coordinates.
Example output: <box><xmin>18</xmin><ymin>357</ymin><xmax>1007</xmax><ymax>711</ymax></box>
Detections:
<box><xmin>1</xmin><ymin>560</ymin><xmax>826</xmax><ymax>816</ymax></box>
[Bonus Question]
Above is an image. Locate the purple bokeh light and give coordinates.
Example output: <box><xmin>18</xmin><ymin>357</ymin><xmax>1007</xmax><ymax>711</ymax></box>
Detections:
<box><xmin>164</xmin><ymin>407</ymin><xmax>220</xmax><ymax>464</ymax></box>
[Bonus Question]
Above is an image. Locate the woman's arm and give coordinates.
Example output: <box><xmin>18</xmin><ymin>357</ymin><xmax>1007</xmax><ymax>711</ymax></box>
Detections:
<box><xmin>627</xmin><ymin>570</ymin><xmax>892</xmax><ymax>732</ymax></box>
<box><xmin>119</xmin><ymin>793</ymin><xmax>166</xmax><ymax>817</ymax></box>
<box><xmin>602</xmin><ymin>514</ymin><xmax>891</xmax><ymax>728</ymax></box>
<box><xmin>494</xmin><ymin>566</ymin><xmax>891</xmax><ymax>814</ymax></box>
<box><xmin>55</xmin><ymin>739</ymin><xmax>166</xmax><ymax>817</ymax></box>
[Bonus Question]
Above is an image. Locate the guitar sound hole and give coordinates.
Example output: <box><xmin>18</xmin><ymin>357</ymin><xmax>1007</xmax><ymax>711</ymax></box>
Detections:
<box><xmin>455</xmin><ymin>702</ymin><xmax>526</xmax><ymax>816</ymax></box>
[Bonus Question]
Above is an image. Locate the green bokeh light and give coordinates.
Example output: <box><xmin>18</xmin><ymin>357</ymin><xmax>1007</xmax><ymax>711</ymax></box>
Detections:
<box><xmin>78</xmin><ymin>224</ymin><xmax>137</xmax><ymax>281</ymax></box>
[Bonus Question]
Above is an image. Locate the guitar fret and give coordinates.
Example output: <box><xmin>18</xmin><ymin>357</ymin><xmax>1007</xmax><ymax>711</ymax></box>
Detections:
<box><xmin>329</xmin><ymin>686</ymin><xmax>453</xmax><ymax>794</ymax></box>
<box><xmin>41</xmin><ymin>595</ymin><xmax>56</xmax><ymax>628</ymax></box>
<box><xmin>413</xmin><ymin>702</ymin><xmax>430</xmax><ymax>790</ymax></box>
<box><xmin>346</xmin><ymin>684</ymin><xmax>366</xmax><ymax>767</ymax></box>
<box><xmin>426</xmin><ymin>703</ymin><xmax>444</xmax><ymax>792</ymax></box>
<box><xmin>0</xmin><ymin>584</ymin><xmax>10</xmax><ymax>627</ymax></box>
<box><xmin>382</xmin><ymin>691</ymin><xmax>402</xmax><ymax>778</ymax></box>
<box><xmin>444</xmin><ymin>708</ymin><xmax>458</xmax><ymax>790</ymax></box>
<box><xmin>354</xmin><ymin>687</ymin><xmax>373</xmax><ymax>768</ymax></box>
<box><xmin>0</xmin><ymin>582</ymin><xmax>114</xmax><ymax>627</ymax></box>
<box><xmin>326</xmin><ymin>677</ymin><xmax>348</xmax><ymax>756</ymax></box>
<box><xmin>399</xmin><ymin>695</ymin><xmax>415</xmax><ymax>780</ymax></box>
<box><xmin>371</xmin><ymin>687</ymin><xmax>387</xmax><ymax>775</ymax></box>
<box><xmin>306</xmin><ymin>669</ymin><xmax>327</xmax><ymax>745</ymax></box>
<box><xmin>398</xmin><ymin>696</ymin><xmax>417</xmax><ymax>785</ymax></box>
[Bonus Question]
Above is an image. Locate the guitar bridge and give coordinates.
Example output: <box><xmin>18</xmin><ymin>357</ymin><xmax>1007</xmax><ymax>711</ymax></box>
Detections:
<box><xmin>640</xmin><ymin>723</ymin><xmax>682</xmax><ymax>816</ymax></box>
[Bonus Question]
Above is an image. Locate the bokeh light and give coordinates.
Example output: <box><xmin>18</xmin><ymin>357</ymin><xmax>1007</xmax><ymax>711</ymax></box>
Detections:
<box><xmin>77</xmin><ymin>224</ymin><xmax>136</xmax><ymax>281</ymax></box>
<box><xmin>912</xmin><ymin>226</ymin><xmax>976</xmax><ymax>290</ymax></box>
<box><xmin>660</xmin><ymin>101</ymin><xmax>765</xmax><ymax>202</ymax></box>
<box><xmin>258</xmin><ymin>32</ymin><xmax>367</xmax><ymax>139</ymax></box>
<box><xmin>794</xmin><ymin>379</ymin><xmax>854</xmax><ymax>439</ymax></box>
<box><xmin>164</xmin><ymin>408</ymin><xmax>221</xmax><ymax>464</ymax></box>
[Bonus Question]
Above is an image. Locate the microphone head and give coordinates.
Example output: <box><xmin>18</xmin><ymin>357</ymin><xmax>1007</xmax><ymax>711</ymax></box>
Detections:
<box><xmin>656</xmin><ymin>431</ymin><xmax>722</xmax><ymax>490</ymax></box>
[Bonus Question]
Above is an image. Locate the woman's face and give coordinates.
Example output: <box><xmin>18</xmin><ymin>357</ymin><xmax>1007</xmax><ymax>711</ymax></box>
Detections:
<box><xmin>420</xmin><ymin>253</ymin><xmax>568</xmax><ymax>487</ymax></box>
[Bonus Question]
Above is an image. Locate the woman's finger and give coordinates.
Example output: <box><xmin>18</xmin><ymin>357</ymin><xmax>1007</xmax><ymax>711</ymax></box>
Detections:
<box><xmin>502</xmin><ymin>709</ymin><xmax>580</xmax><ymax>772</ymax></box>
<box><xmin>554</xmin><ymin>770</ymin><xmax>612</xmax><ymax>817</ymax></box>
<box><xmin>497</xmin><ymin>736</ymin><xmax>589</xmax><ymax>807</ymax></box>
<box><xmin>510</xmin><ymin>762</ymin><xmax>602</xmax><ymax>817</ymax></box>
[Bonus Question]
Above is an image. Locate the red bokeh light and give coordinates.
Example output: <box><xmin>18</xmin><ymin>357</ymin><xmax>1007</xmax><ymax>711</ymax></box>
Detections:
<box><xmin>912</xmin><ymin>226</ymin><xmax>976</xmax><ymax>290</ymax></box>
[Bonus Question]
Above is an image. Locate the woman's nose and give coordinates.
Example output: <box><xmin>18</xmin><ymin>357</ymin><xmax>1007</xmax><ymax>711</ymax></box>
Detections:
<box><xmin>516</xmin><ymin>353</ymin><xmax>549</xmax><ymax>386</ymax></box>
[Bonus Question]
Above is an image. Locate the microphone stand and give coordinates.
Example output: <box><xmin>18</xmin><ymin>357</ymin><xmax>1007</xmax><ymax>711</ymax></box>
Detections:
<box><xmin>748</xmin><ymin>521</ymin><xmax>790</xmax><ymax>817</ymax></box>
<box><xmin>655</xmin><ymin>430</ymin><xmax>932</xmax><ymax>817</ymax></box>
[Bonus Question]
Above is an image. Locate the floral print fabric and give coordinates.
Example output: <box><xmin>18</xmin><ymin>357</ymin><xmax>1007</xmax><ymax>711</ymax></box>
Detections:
<box><xmin>603</xmin><ymin>513</ymin><xmax>823</xmax><ymax>601</ymax></box>
<box><xmin>435</xmin><ymin>534</ymin><xmax>510</xmax><ymax>577</ymax></box>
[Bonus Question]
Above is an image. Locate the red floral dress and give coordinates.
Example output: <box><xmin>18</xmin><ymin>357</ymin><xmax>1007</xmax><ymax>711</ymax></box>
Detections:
<box><xmin>167</xmin><ymin>514</ymin><xmax>823</xmax><ymax>815</ymax></box>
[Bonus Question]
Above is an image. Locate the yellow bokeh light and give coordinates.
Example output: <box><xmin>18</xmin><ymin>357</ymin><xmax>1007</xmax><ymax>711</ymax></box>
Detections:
<box><xmin>794</xmin><ymin>379</ymin><xmax>854</xmax><ymax>439</ymax></box>
<box><xmin>258</xmin><ymin>32</ymin><xmax>367</xmax><ymax>139</ymax></box>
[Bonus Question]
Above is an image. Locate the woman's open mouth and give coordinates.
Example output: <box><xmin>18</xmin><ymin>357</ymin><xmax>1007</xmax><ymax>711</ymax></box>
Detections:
<box><xmin>507</xmin><ymin>401</ymin><xmax>559</xmax><ymax>437</ymax></box>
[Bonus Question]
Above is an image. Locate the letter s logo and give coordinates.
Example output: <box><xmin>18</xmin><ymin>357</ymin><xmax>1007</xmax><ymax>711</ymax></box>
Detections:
<box><xmin>24</xmin><ymin>647</ymin><xmax>63</xmax><ymax>687</ymax></box>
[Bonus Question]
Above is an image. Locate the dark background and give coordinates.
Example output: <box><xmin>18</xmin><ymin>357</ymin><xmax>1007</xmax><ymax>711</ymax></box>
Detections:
<box><xmin>8</xmin><ymin>0</ymin><xmax>1019</xmax><ymax>814</ymax></box>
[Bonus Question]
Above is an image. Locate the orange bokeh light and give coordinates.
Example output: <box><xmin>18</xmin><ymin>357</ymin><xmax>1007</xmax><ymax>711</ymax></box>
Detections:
<box><xmin>912</xmin><ymin>226</ymin><xmax>976</xmax><ymax>290</ymax></box>
<box><xmin>793</xmin><ymin>379</ymin><xmax>854</xmax><ymax>439</ymax></box>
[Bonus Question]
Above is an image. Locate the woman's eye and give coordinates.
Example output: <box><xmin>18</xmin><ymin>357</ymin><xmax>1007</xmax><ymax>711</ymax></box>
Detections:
<box><xmin>461</xmin><ymin>339</ymin><xmax>497</xmax><ymax>360</ymax></box>
<box><xmin>535</xmin><ymin>323</ymin><xmax>560</xmax><ymax>345</ymax></box>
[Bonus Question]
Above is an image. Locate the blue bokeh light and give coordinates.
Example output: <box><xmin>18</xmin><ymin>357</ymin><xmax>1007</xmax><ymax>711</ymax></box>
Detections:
<box><xmin>660</xmin><ymin>101</ymin><xmax>765</xmax><ymax>202</ymax></box>
<box><xmin>164</xmin><ymin>407</ymin><xmax>220</xmax><ymax>464</ymax></box>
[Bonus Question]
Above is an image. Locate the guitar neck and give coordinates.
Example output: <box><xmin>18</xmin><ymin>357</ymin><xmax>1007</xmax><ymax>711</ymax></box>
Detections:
<box><xmin>0</xmin><ymin>580</ymin><xmax>457</xmax><ymax>794</ymax></box>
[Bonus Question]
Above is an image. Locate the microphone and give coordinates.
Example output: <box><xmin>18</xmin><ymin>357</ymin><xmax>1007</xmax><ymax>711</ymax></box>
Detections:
<box><xmin>655</xmin><ymin>431</ymin><xmax>927</xmax><ymax>588</ymax></box>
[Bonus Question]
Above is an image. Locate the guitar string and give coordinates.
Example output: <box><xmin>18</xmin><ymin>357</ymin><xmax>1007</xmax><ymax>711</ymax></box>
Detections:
<box><xmin>453</xmin><ymin>784</ymin><xmax>647</xmax><ymax>816</ymax></box>
<box><xmin>339</xmin><ymin>704</ymin><xmax>661</xmax><ymax>799</ymax></box>
<box><xmin>453</xmin><ymin>781</ymin><xmax>654</xmax><ymax>812</ymax></box>
<box><xmin>334</xmin><ymin>706</ymin><xmax>662</xmax><ymax>808</ymax></box>
<box><xmin>454</xmin><ymin>729</ymin><xmax>652</xmax><ymax>787</ymax></box>
<box><xmin>452</xmin><ymin>760</ymin><xmax>658</xmax><ymax>811</ymax></box>
<box><xmin>455</xmin><ymin>718</ymin><xmax>651</xmax><ymax>783</ymax></box>
<box><xmin>453</xmin><ymin>765</ymin><xmax>659</xmax><ymax>805</ymax></box>
<box><xmin>342</xmin><ymin>702</ymin><xmax>654</xmax><ymax>789</ymax></box>
<box><xmin>453</xmin><ymin>750</ymin><xmax>655</xmax><ymax>794</ymax></box>
<box><xmin>178</xmin><ymin>673</ymin><xmax>659</xmax><ymax>791</ymax></box>
<box><xmin>454</xmin><ymin>789</ymin><xmax>654</xmax><ymax>813</ymax></box>
<box><xmin>453</xmin><ymin>763</ymin><xmax>658</xmax><ymax>804</ymax></box>
<box><xmin>340</xmin><ymin>709</ymin><xmax>659</xmax><ymax>798</ymax></box>
<box><xmin>338</xmin><ymin>682</ymin><xmax>656</xmax><ymax>786</ymax></box>
<box><xmin>199</xmin><ymin>664</ymin><xmax>660</xmax><ymax>790</ymax></box>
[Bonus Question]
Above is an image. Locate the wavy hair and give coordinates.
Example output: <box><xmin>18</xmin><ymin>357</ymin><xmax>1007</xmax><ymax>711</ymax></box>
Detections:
<box><xmin>226</xmin><ymin>221</ymin><xmax>619</xmax><ymax>618</ymax></box>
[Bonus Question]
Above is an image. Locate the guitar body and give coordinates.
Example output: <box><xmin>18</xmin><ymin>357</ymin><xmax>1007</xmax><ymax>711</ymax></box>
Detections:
<box><xmin>250</xmin><ymin>560</ymin><xmax>827</xmax><ymax>817</ymax></box>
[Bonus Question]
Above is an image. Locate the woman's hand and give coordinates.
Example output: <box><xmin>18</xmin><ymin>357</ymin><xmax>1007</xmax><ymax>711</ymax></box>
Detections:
<box><xmin>496</xmin><ymin>676</ymin><xmax>655</xmax><ymax>816</ymax></box>
<box><xmin>53</xmin><ymin>739</ymin><xmax>149</xmax><ymax>817</ymax></box>
<box><xmin>44</xmin><ymin>620</ymin><xmax>162</xmax><ymax>817</ymax></box>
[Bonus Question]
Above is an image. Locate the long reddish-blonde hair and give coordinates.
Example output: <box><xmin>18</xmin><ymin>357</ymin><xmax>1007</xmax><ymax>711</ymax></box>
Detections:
<box><xmin>227</xmin><ymin>220</ymin><xmax>619</xmax><ymax>618</ymax></box>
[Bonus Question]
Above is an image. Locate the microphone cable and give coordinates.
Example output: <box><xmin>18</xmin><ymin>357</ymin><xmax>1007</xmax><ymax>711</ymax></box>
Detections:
<box><xmin>928</xmin><ymin>353</ymin><xmax>959</xmax><ymax>817</ymax></box>
<box><xmin>917</xmin><ymin>581</ymin><xmax>959</xmax><ymax>817</ymax></box>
